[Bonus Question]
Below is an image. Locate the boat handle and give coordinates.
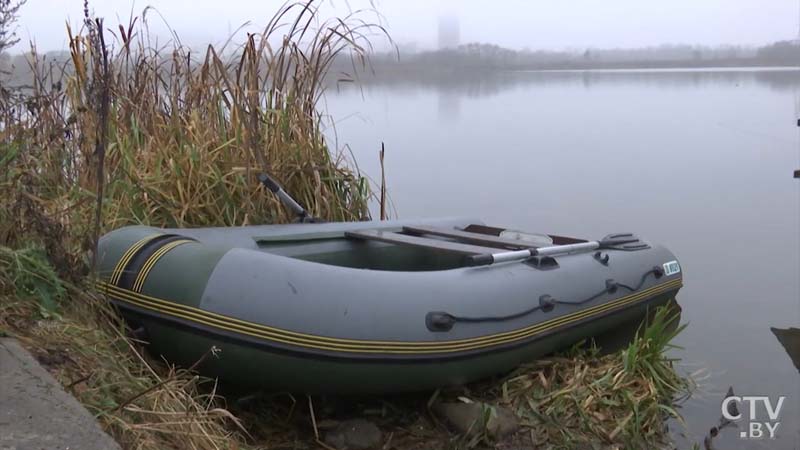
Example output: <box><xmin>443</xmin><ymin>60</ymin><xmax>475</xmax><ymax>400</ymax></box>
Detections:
<box><xmin>425</xmin><ymin>267</ymin><xmax>665</xmax><ymax>332</ymax></box>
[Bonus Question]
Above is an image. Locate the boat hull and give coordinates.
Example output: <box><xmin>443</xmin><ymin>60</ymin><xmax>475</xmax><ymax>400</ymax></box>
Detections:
<box><xmin>96</xmin><ymin>218</ymin><xmax>683</xmax><ymax>393</ymax></box>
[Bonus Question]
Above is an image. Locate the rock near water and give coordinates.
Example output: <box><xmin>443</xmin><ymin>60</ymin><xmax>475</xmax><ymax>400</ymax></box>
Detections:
<box><xmin>432</xmin><ymin>401</ymin><xmax>520</xmax><ymax>439</ymax></box>
<box><xmin>323</xmin><ymin>418</ymin><xmax>383</xmax><ymax>450</ymax></box>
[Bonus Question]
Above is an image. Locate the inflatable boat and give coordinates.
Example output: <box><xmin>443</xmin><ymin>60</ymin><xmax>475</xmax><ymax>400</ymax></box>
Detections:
<box><xmin>95</xmin><ymin>216</ymin><xmax>683</xmax><ymax>393</ymax></box>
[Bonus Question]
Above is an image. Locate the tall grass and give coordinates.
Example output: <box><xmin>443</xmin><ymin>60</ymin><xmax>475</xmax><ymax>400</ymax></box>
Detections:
<box><xmin>1</xmin><ymin>0</ymin><xmax>383</xmax><ymax>261</ymax></box>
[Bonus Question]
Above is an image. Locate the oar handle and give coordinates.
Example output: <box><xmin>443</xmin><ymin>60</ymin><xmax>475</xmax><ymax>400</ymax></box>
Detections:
<box><xmin>467</xmin><ymin>254</ymin><xmax>495</xmax><ymax>266</ymax></box>
<box><xmin>466</xmin><ymin>236</ymin><xmax>641</xmax><ymax>267</ymax></box>
<box><xmin>535</xmin><ymin>241</ymin><xmax>599</xmax><ymax>257</ymax></box>
<box><xmin>257</xmin><ymin>173</ymin><xmax>282</xmax><ymax>194</ymax></box>
<box><xmin>258</xmin><ymin>173</ymin><xmax>312</xmax><ymax>221</ymax></box>
<box><xmin>466</xmin><ymin>248</ymin><xmax>536</xmax><ymax>267</ymax></box>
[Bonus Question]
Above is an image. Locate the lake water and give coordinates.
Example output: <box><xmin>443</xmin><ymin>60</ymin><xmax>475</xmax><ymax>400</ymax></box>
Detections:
<box><xmin>325</xmin><ymin>68</ymin><xmax>800</xmax><ymax>448</ymax></box>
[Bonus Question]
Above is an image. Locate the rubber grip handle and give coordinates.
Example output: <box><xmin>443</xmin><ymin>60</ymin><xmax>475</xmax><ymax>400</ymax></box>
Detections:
<box><xmin>466</xmin><ymin>254</ymin><xmax>494</xmax><ymax>267</ymax></box>
<box><xmin>257</xmin><ymin>173</ymin><xmax>281</xmax><ymax>193</ymax></box>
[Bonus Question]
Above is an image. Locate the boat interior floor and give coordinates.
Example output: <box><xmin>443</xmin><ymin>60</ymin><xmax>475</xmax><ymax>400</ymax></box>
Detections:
<box><xmin>256</xmin><ymin>224</ymin><xmax>587</xmax><ymax>272</ymax></box>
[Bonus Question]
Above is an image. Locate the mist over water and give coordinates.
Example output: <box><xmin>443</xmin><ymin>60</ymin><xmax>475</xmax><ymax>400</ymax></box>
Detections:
<box><xmin>325</xmin><ymin>68</ymin><xmax>800</xmax><ymax>448</ymax></box>
<box><xmin>13</xmin><ymin>0</ymin><xmax>800</xmax><ymax>52</ymax></box>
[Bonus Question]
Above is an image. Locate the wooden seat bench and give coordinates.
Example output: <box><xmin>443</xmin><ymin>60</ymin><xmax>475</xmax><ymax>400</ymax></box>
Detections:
<box><xmin>401</xmin><ymin>225</ymin><xmax>537</xmax><ymax>250</ymax></box>
<box><xmin>344</xmin><ymin>229</ymin><xmax>499</xmax><ymax>255</ymax></box>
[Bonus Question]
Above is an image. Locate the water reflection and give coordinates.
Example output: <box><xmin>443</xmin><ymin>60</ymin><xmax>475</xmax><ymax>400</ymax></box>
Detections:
<box><xmin>436</xmin><ymin>90</ymin><xmax>461</xmax><ymax>122</ymax></box>
<box><xmin>336</xmin><ymin>68</ymin><xmax>800</xmax><ymax>103</ymax></box>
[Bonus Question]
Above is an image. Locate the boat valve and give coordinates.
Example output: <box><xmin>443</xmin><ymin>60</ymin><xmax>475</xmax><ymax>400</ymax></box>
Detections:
<box><xmin>605</xmin><ymin>279</ymin><xmax>619</xmax><ymax>294</ymax></box>
<box><xmin>426</xmin><ymin>312</ymin><xmax>456</xmax><ymax>332</ymax></box>
<box><xmin>538</xmin><ymin>295</ymin><xmax>555</xmax><ymax>312</ymax></box>
<box><xmin>652</xmin><ymin>265</ymin><xmax>664</xmax><ymax>279</ymax></box>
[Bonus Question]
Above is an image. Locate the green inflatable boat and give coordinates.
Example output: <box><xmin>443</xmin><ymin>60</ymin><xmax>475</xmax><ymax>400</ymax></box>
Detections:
<box><xmin>95</xmin><ymin>215</ymin><xmax>683</xmax><ymax>393</ymax></box>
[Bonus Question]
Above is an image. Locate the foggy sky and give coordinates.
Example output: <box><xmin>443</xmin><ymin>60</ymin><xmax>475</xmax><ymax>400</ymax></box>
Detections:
<box><xmin>11</xmin><ymin>0</ymin><xmax>800</xmax><ymax>53</ymax></box>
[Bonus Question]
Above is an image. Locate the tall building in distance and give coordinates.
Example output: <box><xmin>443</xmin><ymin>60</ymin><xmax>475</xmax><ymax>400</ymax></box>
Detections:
<box><xmin>437</xmin><ymin>14</ymin><xmax>460</xmax><ymax>50</ymax></box>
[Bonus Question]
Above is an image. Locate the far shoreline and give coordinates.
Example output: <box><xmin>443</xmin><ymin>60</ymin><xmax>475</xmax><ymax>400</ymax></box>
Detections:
<box><xmin>511</xmin><ymin>65</ymin><xmax>800</xmax><ymax>73</ymax></box>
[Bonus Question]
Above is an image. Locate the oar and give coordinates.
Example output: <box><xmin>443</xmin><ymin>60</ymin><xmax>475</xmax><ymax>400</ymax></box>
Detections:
<box><xmin>258</xmin><ymin>173</ymin><xmax>315</xmax><ymax>223</ymax></box>
<box><xmin>466</xmin><ymin>234</ymin><xmax>641</xmax><ymax>266</ymax></box>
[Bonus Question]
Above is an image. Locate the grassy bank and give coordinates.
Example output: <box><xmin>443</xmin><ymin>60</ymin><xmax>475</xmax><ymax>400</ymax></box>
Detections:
<box><xmin>0</xmin><ymin>247</ymin><xmax>244</xmax><ymax>448</ymax></box>
<box><xmin>0</xmin><ymin>1</ymin><xmax>691</xmax><ymax>449</ymax></box>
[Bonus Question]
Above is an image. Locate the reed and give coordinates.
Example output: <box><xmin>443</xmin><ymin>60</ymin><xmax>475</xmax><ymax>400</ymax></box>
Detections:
<box><xmin>1</xmin><ymin>0</ymin><xmax>382</xmax><ymax>262</ymax></box>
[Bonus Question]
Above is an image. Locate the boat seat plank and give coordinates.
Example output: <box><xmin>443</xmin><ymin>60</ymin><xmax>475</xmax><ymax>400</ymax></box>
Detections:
<box><xmin>402</xmin><ymin>225</ymin><xmax>539</xmax><ymax>250</ymax></box>
<box><xmin>345</xmin><ymin>230</ymin><xmax>498</xmax><ymax>255</ymax></box>
<box><xmin>253</xmin><ymin>231</ymin><xmax>348</xmax><ymax>243</ymax></box>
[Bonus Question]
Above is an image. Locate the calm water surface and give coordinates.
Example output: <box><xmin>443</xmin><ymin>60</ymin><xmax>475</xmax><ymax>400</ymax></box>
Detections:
<box><xmin>324</xmin><ymin>68</ymin><xmax>800</xmax><ymax>449</ymax></box>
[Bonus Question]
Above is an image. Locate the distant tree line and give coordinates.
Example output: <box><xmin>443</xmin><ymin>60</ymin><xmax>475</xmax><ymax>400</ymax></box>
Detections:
<box><xmin>756</xmin><ymin>40</ymin><xmax>800</xmax><ymax>64</ymax></box>
<box><xmin>357</xmin><ymin>40</ymin><xmax>800</xmax><ymax>72</ymax></box>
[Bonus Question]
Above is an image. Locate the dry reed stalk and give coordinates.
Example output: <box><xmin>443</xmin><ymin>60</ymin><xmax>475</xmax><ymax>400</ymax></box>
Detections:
<box><xmin>379</xmin><ymin>142</ymin><xmax>387</xmax><ymax>220</ymax></box>
<box><xmin>1</xmin><ymin>0</ymin><xmax>389</xmax><ymax>262</ymax></box>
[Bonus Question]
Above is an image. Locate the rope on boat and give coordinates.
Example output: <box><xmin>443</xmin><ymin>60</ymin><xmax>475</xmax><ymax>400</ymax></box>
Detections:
<box><xmin>425</xmin><ymin>266</ymin><xmax>666</xmax><ymax>332</ymax></box>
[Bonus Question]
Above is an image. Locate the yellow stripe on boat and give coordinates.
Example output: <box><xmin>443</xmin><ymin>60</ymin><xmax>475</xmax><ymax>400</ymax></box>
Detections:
<box><xmin>109</xmin><ymin>234</ymin><xmax>162</xmax><ymax>285</ymax></box>
<box><xmin>98</xmin><ymin>277</ymin><xmax>682</xmax><ymax>348</ymax></box>
<box><xmin>96</xmin><ymin>277</ymin><xmax>682</xmax><ymax>354</ymax></box>
<box><xmin>103</xmin><ymin>280</ymin><xmax>679</xmax><ymax>353</ymax></box>
<box><xmin>98</xmin><ymin>278</ymin><xmax>682</xmax><ymax>351</ymax></box>
<box><xmin>132</xmin><ymin>240</ymin><xmax>193</xmax><ymax>293</ymax></box>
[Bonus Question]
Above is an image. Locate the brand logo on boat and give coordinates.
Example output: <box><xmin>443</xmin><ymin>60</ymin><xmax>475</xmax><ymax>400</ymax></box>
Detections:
<box><xmin>662</xmin><ymin>260</ymin><xmax>680</xmax><ymax>276</ymax></box>
<box><xmin>721</xmin><ymin>395</ymin><xmax>785</xmax><ymax>439</ymax></box>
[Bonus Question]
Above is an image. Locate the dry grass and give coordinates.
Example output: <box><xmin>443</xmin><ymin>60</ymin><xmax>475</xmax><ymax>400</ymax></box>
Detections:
<box><xmin>497</xmin><ymin>305</ymin><xmax>688</xmax><ymax>448</ymax></box>
<box><xmin>0</xmin><ymin>246</ymin><xmax>247</xmax><ymax>449</ymax></box>
<box><xmin>1</xmin><ymin>0</ymin><xmax>383</xmax><ymax>257</ymax></box>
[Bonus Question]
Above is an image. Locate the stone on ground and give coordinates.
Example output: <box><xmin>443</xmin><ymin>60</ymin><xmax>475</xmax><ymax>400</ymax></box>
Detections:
<box><xmin>0</xmin><ymin>338</ymin><xmax>121</xmax><ymax>450</ymax></box>
<box><xmin>433</xmin><ymin>401</ymin><xmax>520</xmax><ymax>439</ymax></box>
<box><xmin>323</xmin><ymin>418</ymin><xmax>383</xmax><ymax>450</ymax></box>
